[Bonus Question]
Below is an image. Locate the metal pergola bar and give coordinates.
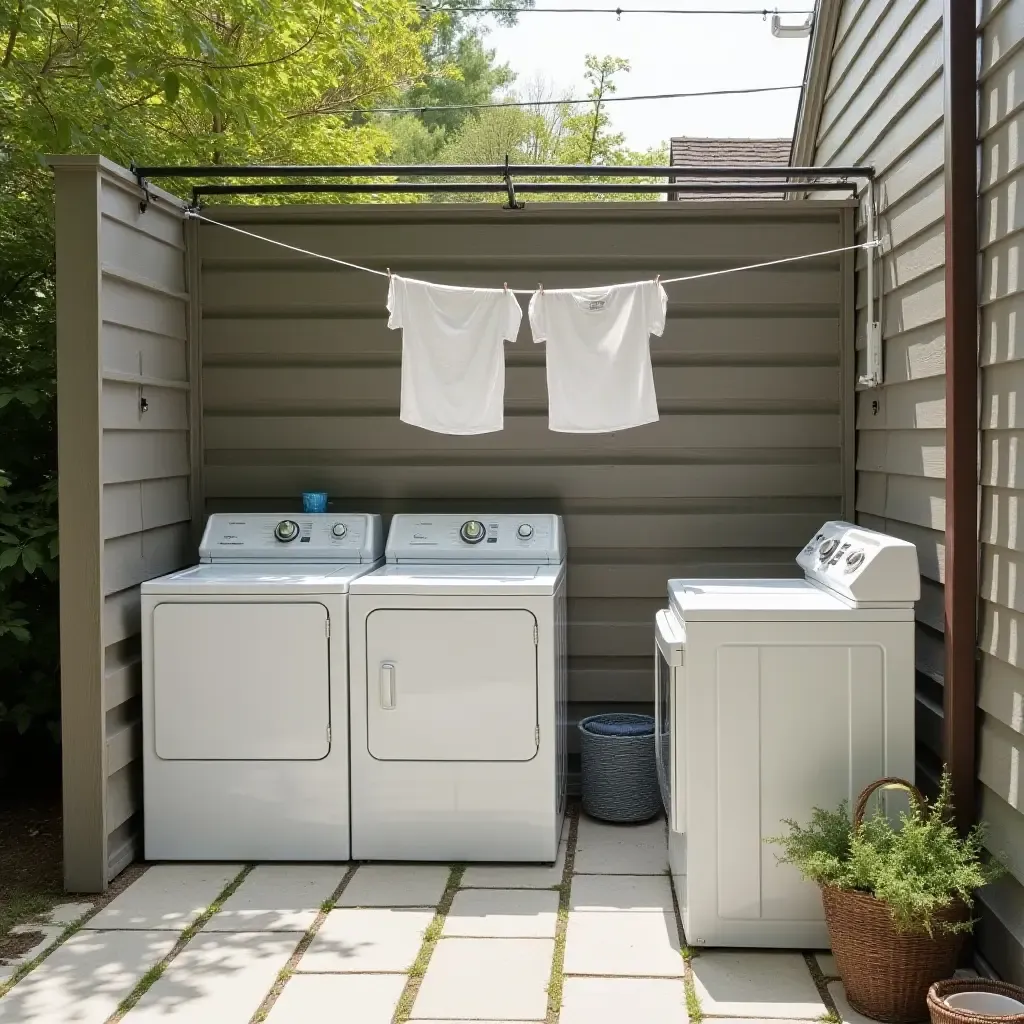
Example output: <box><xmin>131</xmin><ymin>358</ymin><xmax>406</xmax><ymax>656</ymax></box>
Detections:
<box><xmin>192</xmin><ymin>180</ymin><xmax>859</xmax><ymax>200</ymax></box>
<box><xmin>132</xmin><ymin>162</ymin><xmax>875</xmax><ymax>180</ymax></box>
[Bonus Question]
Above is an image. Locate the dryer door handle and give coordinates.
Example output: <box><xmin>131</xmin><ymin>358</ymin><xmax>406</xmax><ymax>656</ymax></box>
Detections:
<box><xmin>380</xmin><ymin>662</ymin><xmax>396</xmax><ymax>709</ymax></box>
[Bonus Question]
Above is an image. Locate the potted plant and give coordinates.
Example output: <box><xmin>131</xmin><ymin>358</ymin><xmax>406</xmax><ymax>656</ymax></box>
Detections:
<box><xmin>769</xmin><ymin>772</ymin><xmax>1001</xmax><ymax>1024</ymax></box>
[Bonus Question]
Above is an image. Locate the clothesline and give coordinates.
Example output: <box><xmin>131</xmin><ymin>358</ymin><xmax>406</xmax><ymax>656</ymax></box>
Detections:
<box><xmin>186</xmin><ymin>209</ymin><xmax>880</xmax><ymax>292</ymax></box>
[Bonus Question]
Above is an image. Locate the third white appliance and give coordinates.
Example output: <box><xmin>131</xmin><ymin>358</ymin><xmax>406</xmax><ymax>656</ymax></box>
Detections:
<box><xmin>655</xmin><ymin>520</ymin><xmax>919</xmax><ymax>948</ymax></box>
<box><xmin>348</xmin><ymin>514</ymin><xmax>567</xmax><ymax>862</ymax></box>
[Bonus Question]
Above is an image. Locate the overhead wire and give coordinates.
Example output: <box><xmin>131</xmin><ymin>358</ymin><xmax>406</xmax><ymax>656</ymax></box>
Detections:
<box><xmin>417</xmin><ymin>5</ymin><xmax>814</xmax><ymax>13</ymax></box>
<box><xmin>338</xmin><ymin>83</ymin><xmax>802</xmax><ymax>115</ymax></box>
<box><xmin>185</xmin><ymin>210</ymin><xmax>879</xmax><ymax>294</ymax></box>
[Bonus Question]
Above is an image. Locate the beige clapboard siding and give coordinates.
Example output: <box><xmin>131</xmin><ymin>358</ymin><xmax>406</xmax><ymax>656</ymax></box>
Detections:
<box><xmin>979</xmin><ymin>0</ymin><xmax>1024</xmax><ymax>976</ymax></box>
<box><xmin>98</xmin><ymin>170</ymin><xmax>191</xmax><ymax>881</ymax></box>
<box><xmin>809</xmin><ymin>0</ymin><xmax>948</xmax><ymax>922</ymax></box>
<box><xmin>199</xmin><ymin>201</ymin><xmax>853</xmax><ymax>711</ymax></box>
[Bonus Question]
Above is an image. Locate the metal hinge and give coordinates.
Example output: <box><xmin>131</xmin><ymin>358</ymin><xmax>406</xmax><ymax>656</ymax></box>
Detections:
<box><xmin>533</xmin><ymin>625</ymin><xmax>538</xmax><ymax>644</ymax></box>
<box><xmin>325</xmin><ymin>618</ymin><xmax>331</xmax><ymax>638</ymax></box>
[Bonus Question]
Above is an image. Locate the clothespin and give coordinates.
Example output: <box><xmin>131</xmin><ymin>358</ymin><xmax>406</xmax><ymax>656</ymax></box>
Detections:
<box><xmin>503</xmin><ymin>282</ymin><xmax>508</xmax><ymax>293</ymax></box>
<box><xmin>387</xmin><ymin>267</ymin><xmax>392</xmax><ymax>279</ymax></box>
<box><xmin>655</xmin><ymin>274</ymin><xmax>661</xmax><ymax>286</ymax></box>
<box><xmin>538</xmin><ymin>282</ymin><xmax>544</xmax><ymax>294</ymax></box>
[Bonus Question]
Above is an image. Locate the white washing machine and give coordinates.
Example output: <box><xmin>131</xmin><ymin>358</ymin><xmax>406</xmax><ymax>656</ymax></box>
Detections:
<box><xmin>348</xmin><ymin>514</ymin><xmax>567</xmax><ymax>862</ymax></box>
<box><xmin>142</xmin><ymin>512</ymin><xmax>383</xmax><ymax>861</ymax></box>
<box><xmin>654</xmin><ymin>520</ymin><xmax>920</xmax><ymax>948</ymax></box>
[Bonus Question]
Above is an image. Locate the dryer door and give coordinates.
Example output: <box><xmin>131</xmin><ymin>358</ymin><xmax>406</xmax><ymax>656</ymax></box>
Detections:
<box><xmin>153</xmin><ymin>602</ymin><xmax>331</xmax><ymax>760</ymax></box>
<box><xmin>365</xmin><ymin>608</ymin><xmax>538</xmax><ymax>761</ymax></box>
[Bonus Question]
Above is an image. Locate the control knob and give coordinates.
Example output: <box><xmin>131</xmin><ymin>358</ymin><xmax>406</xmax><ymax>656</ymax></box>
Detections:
<box><xmin>274</xmin><ymin>519</ymin><xmax>300</xmax><ymax>543</ymax></box>
<box><xmin>331</xmin><ymin>522</ymin><xmax>348</xmax><ymax>538</ymax></box>
<box><xmin>517</xmin><ymin>523</ymin><xmax>534</xmax><ymax>539</ymax></box>
<box><xmin>818</xmin><ymin>538</ymin><xmax>839</xmax><ymax>561</ymax></box>
<box><xmin>460</xmin><ymin>520</ymin><xmax>486</xmax><ymax>544</ymax></box>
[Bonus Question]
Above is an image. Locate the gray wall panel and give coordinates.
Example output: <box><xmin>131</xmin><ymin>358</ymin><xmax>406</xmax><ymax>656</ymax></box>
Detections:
<box><xmin>198</xmin><ymin>201</ymin><xmax>853</xmax><ymax>719</ymax></box>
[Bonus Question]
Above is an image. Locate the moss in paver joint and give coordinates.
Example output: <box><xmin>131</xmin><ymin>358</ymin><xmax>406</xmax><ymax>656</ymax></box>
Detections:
<box><xmin>0</xmin><ymin>917</ymin><xmax>86</xmax><ymax>1000</ymax></box>
<box><xmin>249</xmin><ymin>864</ymin><xmax>360</xmax><ymax>1024</ymax></box>
<box><xmin>107</xmin><ymin>863</ymin><xmax>254</xmax><ymax>1022</ymax></box>
<box><xmin>667</xmin><ymin>868</ymin><xmax>703</xmax><ymax>1023</ymax></box>
<box><xmin>818</xmin><ymin>1011</ymin><xmax>841</xmax><ymax>1024</ymax></box>
<box><xmin>545</xmin><ymin>805</ymin><xmax>578</xmax><ymax>1024</ymax></box>
<box><xmin>804</xmin><ymin>951</ymin><xmax>842</xmax><ymax>1022</ymax></box>
<box><xmin>392</xmin><ymin>863</ymin><xmax>465</xmax><ymax>1024</ymax></box>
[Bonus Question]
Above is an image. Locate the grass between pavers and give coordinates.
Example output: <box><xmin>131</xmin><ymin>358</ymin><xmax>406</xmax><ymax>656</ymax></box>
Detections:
<box><xmin>392</xmin><ymin>863</ymin><xmax>465</xmax><ymax>1024</ymax></box>
<box><xmin>545</xmin><ymin>804</ymin><xmax>579</xmax><ymax>1024</ymax></box>
<box><xmin>804</xmin><ymin>951</ymin><xmax>841</xmax><ymax>1022</ymax></box>
<box><xmin>667</xmin><ymin>869</ymin><xmax>703</xmax><ymax>1023</ymax></box>
<box><xmin>0</xmin><ymin>917</ymin><xmax>86</xmax><ymax>1000</ymax></box>
<box><xmin>249</xmin><ymin>863</ymin><xmax>360</xmax><ymax>1024</ymax></box>
<box><xmin>106</xmin><ymin>864</ymin><xmax>254</xmax><ymax>1022</ymax></box>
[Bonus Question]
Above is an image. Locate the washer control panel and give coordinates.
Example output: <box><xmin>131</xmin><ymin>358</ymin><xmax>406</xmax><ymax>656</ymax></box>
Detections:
<box><xmin>386</xmin><ymin>514</ymin><xmax>565</xmax><ymax>563</ymax></box>
<box><xmin>796</xmin><ymin>520</ymin><xmax>920</xmax><ymax>605</ymax></box>
<box><xmin>199</xmin><ymin>513</ymin><xmax>384</xmax><ymax>562</ymax></box>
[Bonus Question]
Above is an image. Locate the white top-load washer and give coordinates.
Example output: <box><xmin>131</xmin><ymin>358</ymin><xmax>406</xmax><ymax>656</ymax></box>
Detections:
<box><xmin>654</xmin><ymin>520</ymin><xmax>920</xmax><ymax>949</ymax></box>
<box><xmin>142</xmin><ymin>512</ymin><xmax>383</xmax><ymax>861</ymax></box>
<box><xmin>348</xmin><ymin>514</ymin><xmax>567</xmax><ymax>862</ymax></box>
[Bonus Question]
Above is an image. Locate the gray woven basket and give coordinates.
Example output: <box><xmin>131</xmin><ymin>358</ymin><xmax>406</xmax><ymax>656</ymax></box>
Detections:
<box><xmin>578</xmin><ymin>713</ymin><xmax>661</xmax><ymax>823</ymax></box>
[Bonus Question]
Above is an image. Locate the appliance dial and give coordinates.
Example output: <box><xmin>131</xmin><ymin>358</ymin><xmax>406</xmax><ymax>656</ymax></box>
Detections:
<box><xmin>331</xmin><ymin>522</ymin><xmax>348</xmax><ymax>538</ymax></box>
<box><xmin>274</xmin><ymin>519</ymin><xmax>300</xmax><ymax>543</ymax></box>
<box><xmin>818</xmin><ymin>538</ymin><xmax>840</xmax><ymax>561</ymax></box>
<box><xmin>517</xmin><ymin>523</ymin><xmax>534</xmax><ymax>539</ymax></box>
<box><xmin>460</xmin><ymin>520</ymin><xmax>486</xmax><ymax>544</ymax></box>
<box><xmin>844</xmin><ymin>549</ymin><xmax>866</xmax><ymax>573</ymax></box>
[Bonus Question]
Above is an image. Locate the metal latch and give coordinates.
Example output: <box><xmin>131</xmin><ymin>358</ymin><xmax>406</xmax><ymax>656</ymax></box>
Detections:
<box><xmin>325</xmin><ymin>618</ymin><xmax>330</xmax><ymax>638</ymax></box>
<box><xmin>533</xmin><ymin>625</ymin><xmax>538</xmax><ymax>644</ymax></box>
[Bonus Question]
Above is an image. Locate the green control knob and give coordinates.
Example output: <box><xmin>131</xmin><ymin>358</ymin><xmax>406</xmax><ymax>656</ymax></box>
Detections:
<box><xmin>274</xmin><ymin>519</ymin><xmax>300</xmax><ymax>542</ymax></box>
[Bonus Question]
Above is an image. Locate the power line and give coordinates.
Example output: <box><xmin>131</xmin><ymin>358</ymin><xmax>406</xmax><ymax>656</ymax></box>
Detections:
<box><xmin>346</xmin><ymin>83</ymin><xmax>802</xmax><ymax>115</ymax></box>
<box><xmin>418</xmin><ymin>4</ymin><xmax>813</xmax><ymax>12</ymax></box>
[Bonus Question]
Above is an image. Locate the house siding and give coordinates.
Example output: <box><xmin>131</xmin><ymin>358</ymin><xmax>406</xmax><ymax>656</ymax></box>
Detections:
<box><xmin>53</xmin><ymin>158</ymin><xmax>193</xmax><ymax>889</ymax></box>
<box><xmin>805</xmin><ymin>0</ymin><xmax>1024</xmax><ymax>981</ymax></box>
<box><xmin>196</xmin><ymin>201</ymin><xmax>854</xmax><ymax>723</ymax></box>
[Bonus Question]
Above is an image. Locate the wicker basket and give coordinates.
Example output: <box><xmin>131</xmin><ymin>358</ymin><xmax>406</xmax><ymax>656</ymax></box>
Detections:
<box><xmin>928</xmin><ymin>979</ymin><xmax>1024</xmax><ymax>1024</ymax></box>
<box><xmin>578</xmin><ymin>713</ymin><xmax>660</xmax><ymax>823</ymax></box>
<box><xmin>823</xmin><ymin>778</ymin><xmax>968</xmax><ymax>1024</ymax></box>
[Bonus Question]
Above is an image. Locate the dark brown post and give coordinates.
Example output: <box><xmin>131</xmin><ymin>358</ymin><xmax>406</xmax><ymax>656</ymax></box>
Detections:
<box><xmin>942</xmin><ymin>0</ymin><xmax>979</xmax><ymax>834</ymax></box>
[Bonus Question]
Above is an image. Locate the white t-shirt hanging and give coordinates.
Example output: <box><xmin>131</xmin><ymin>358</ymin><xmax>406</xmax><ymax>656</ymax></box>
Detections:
<box><xmin>529</xmin><ymin>280</ymin><xmax>668</xmax><ymax>432</ymax></box>
<box><xmin>387</xmin><ymin>275</ymin><xmax>523</xmax><ymax>435</ymax></box>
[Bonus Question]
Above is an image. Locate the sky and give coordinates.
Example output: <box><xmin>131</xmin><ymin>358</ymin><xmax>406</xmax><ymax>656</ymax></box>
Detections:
<box><xmin>484</xmin><ymin>1</ymin><xmax>814</xmax><ymax>151</ymax></box>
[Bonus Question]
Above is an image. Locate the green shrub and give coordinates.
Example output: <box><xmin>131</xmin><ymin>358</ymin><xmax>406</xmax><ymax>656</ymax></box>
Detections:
<box><xmin>767</xmin><ymin>772</ymin><xmax>1002</xmax><ymax>936</ymax></box>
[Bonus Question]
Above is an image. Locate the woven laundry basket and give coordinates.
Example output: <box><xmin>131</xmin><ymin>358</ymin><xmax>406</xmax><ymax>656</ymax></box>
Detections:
<box><xmin>578</xmin><ymin>713</ymin><xmax>660</xmax><ymax>823</ymax></box>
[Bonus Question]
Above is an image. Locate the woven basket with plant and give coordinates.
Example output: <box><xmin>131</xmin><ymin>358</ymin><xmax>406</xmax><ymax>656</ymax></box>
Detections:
<box><xmin>769</xmin><ymin>772</ymin><xmax>1001</xmax><ymax>1024</ymax></box>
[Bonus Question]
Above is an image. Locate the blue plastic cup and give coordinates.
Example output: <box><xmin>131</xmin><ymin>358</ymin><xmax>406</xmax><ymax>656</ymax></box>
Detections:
<box><xmin>302</xmin><ymin>491</ymin><xmax>328</xmax><ymax>513</ymax></box>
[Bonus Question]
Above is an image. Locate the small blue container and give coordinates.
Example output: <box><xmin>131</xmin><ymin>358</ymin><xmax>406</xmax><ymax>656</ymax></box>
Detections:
<box><xmin>302</xmin><ymin>491</ymin><xmax>328</xmax><ymax>513</ymax></box>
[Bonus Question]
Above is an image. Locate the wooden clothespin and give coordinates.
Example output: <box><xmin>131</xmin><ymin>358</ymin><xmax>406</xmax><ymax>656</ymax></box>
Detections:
<box><xmin>655</xmin><ymin>274</ymin><xmax>661</xmax><ymax>285</ymax></box>
<box><xmin>387</xmin><ymin>267</ymin><xmax>392</xmax><ymax>280</ymax></box>
<box><xmin>538</xmin><ymin>282</ymin><xmax>544</xmax><ymax>294</ymax></box>
<box><xmin>503</xmin><ymin>282</ymin><xmax>508</xmax><ymax>293</ymax></box>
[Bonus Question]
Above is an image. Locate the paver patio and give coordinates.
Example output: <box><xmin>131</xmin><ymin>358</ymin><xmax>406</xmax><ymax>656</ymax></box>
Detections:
<box><xmin>0</xmin><ymin>806</ymin><xmax>899</xmax><ymax>1023</ymax></box>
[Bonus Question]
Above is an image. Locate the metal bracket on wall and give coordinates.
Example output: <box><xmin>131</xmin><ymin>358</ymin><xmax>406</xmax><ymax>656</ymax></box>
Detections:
<box><xmin>130</xmin><ymin>162</ymin><xmax>153</xmax><ymax>214</ymax></box>
<box><xmin>503</xmin><ymin>155</ymin><xmax>524</xmax><ymax>211</ymax></box>
<box><xmin>859</xmin><ymin>182</ymin><xmax>883</xmax><ymax>389</ymax></box>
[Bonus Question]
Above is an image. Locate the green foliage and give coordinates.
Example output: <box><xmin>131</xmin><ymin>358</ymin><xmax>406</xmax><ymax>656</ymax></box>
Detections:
<box><xmin>0</xmin><ymin>0</ymin><xmax>431</xmax><ymax>753</ymax></box>
<box><xmin>768</xmin><ymin>772</ymin><xmax>1003</xmax><ymax>937</ymax></box>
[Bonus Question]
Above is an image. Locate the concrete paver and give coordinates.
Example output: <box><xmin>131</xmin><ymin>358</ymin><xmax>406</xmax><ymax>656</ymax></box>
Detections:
<box><xmin>47</xmin><ymin>903</ymin><xmax>95</xmax><ymax>927</ymax></box>
<box><xmin>265</xmin><ymin>973</ymin><xmax>406</xmax><ymax>1024</ymax></box>
<box><xmin>691</xmin><ymin>951</ymin><xmax>826</xmax><ymax>1019</ymax></box>
<box><xmin>123</xmin><ymin>931</ymin><xmax>298</xmax><ymax>1024</ymax></box>
<box><xmin>413</xmin><ymin>937</ymin><xmax>554</xmax><ymax>1020</ymax></box>
<box><xmin>574</xmin><ymin>814</ymin><xmax>668</xmax><ymax>875</ymax></box>
<box><xmin>828</xmin><ymin>981</ymin><xmax>878</xmax><ymax>1024</ymax></box>
<box><xmin>0</xmin><ymin>925</ymin><xmax>64</xmax><ymax>981</ymax></box>
<box><xmin>297</xmin><ymin>908</ymin><xmax>434</xmax><ymax>973</ymax></box>
<box><xmin>83</xmin><ymin>864</ymin><xmax>241</xmax><ymax>931</ymax></box>
<box><xmin>0</xmin><ymin>930</ymin><xmax>177</xmax><ymax>1024</ymax></box>
<box><xmin>206</xmin><ymin>864</ymin><xmax>345</xmax><ymax>932</ymax></box>
<box><xmin>338</xmin><ymin>865</ymin><xmax>449</xmax><ymax>908</ymax></box>
<box><xmin>461</xmin><ymin>840</ymin><xmax>566</xmax><ymax>889</ymax></box>
<box><xmin>560</xmin><ymin>976</ymin><xmax>688</xmax><ymax>1024</ymax></box>
<box><xmin>444</xmin><ymin>889</ymin><xmax>559</xmax><ymax>938</ymax></box>
<box><xmin>816</xmin><ymin>952</ymin><xmax>838</xmax><ymax>976</ymax></box>
<box><xmin>564</xmin><ymin>873</ymin><xmax>682</xmax><ymax>977</ymax></box>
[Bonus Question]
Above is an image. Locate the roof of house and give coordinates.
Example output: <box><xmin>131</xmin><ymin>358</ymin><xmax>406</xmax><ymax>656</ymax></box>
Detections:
<box><xmin>668</xmin><ymin>137</ymin><xmax>793</xmax><ymax>199</ymax></box>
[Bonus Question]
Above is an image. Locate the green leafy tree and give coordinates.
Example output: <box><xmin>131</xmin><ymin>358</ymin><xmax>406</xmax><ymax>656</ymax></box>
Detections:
<box><xmin>560</xmin><ymin>55</ymin><xmax>630</xmax><ymax>164</ymax></box>
<box><xmin>0</xmin><ymin>0</ymin><xmax>429</xmax><ymax>761</ymax></box>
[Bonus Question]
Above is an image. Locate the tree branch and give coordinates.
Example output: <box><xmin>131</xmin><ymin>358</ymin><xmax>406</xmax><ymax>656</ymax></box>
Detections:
<box><xmin>1</xmin><ymin>0</ymin><xmax>23</xmax><ymax>68</ymax></box>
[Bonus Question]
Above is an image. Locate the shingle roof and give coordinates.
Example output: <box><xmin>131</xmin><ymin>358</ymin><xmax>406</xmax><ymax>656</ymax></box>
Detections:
<box><xmin>668</xmin><ymin>137</ymin><xmax>793</xmax><ymax>200</ymax></box>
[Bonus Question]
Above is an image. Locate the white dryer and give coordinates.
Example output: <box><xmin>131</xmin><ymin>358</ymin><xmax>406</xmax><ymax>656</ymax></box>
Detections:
<box><xmin>349</xmin><ymin>514</ymin><xmax>567</xmax><ymax>862</ymax></box>
<box><xmin>654</xmin><ymin>520</ymin><xmax>920</xmax><ymax>948</ymax></box>
<box><xmin>142</xmin><ymin>512</ymin><xmax>383</xmax><ymax>861</ymax></box>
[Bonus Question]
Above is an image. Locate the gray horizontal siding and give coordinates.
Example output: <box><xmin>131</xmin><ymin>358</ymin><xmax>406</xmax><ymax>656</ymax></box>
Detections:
<box><xmin>978</xmin><ymin>0</ymin><xmax>1024</xmax><ymax>982</ymax></box>
<box><xmin>99</xmin><ymin>172</ymin><xmax>192</xmax><ymax>880</ymax></box>
<box><xmin>198</xmin><ymin>202</ymin><xmax>854</xmax><ymax>708</ymax></box>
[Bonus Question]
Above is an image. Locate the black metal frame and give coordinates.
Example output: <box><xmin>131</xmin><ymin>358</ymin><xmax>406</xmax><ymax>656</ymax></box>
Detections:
<box><xmin>130</xmin><ymin>160</ymin><xmax>873</xmax><ymax>209</ymax></box>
